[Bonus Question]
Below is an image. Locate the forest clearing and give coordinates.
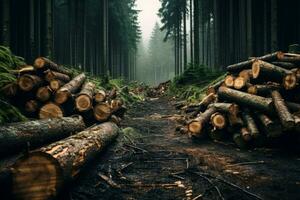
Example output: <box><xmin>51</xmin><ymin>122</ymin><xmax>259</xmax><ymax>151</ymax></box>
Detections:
<box><xmin>1</xmin><ymin>0</ymin><xmax>300</xmax><ymax>200</ymax></box>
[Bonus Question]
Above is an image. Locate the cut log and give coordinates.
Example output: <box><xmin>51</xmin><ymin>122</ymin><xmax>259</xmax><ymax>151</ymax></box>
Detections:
<box><xmin>49</xmin><ymin>79</ymin><xmax>64</xmax><ymax>91</ymax></box>
<box><xmin>18</xmin><ymin>74</ymin><xmax>43</xmax><ymax>92</ymax></box>
<box><xmin>36</xmin><ymin>86</ymin><xmax>52</xmax><ymax>102</ymax></box>
<box><xmin>233</xmin><ymin>76</ymin><xmax>247</xmax><ymax>90</ymax></box>
<box><xmin>185</xmin><ymin>93</ymin><xmax>217</xmax><ymax>113</ymax></box>
<box><xmin>210</xmin><ymin>112</ymin><xmax>226</xmax><ymax>129</ymax></box>
<box><xmin>45</xmin><ymin>70</ymin><xmax>70</xmax><ymax>82</ymax></box>
<box><xmin>283</xmin><ymin>73</ymin><xmax>298</xmax><ymax>90</ymax></box>
<box><xmin>34</xmin><ymin>57</ymin><xmax>72</xmax><ymax>76</ymax></box>
<box><xmin>111</xmin><ymin>99</ymin><xmax>124</xmax><ymax>113</ymax></box>
<box><xmin>247</xmin><ymin>83</ymin><xmax>281</xmax><ymax>96</ymax></box>
<box><xmin>208</xmin><ymin>103</ymin><xmax>239</xmax><ymax>115</ymax></box>
<box><xmin>228</xmin><ymin>114</ymin><xmax>243</xmax><ymax>127</ymax></box>
<box><xmin>277</xmin><ymin>52</ymin><xmax>300</xmax><ymax>62</ymax></box>
<box><xmin>271</xmin><ymin>62</ymin><xmax>296</xmax><ymax>69</ymax></box>
<box><xmin>242</xmin><ymin>110</ymin><xmax>260</xmax><ymax>139</ymax></box>
<box><xmin>241</xmin><ymin>127</ymin><xmax>252</xmax><ymax>142</ymax></box>
<box><xmin>75</xmin><ymin>82</ymin><xmax>96</xmax><ymax>112</ymax></box>
<box><xmin>94</xmin><ymin>103</ymin><xmax>112</xmax><ymax>122</ymax></box>
<box><xmin>271</xmin><ymin>90</ymin><xmax>295</xmax><ymax>130</ymax></box>
<box><xmin>247</xmin><ymin>84</ymin><xmax>257</xmax><ymax>95</ymax></box>
<box><xmin>238</xmin><ymin>70</ymin><xmax>252</xmax><ymax>81</ymax></box>
<box><xmin>25</xmin><ymin>100</ymin><xmax>39</xmax><ymax>113</ymax></box>
<box><xmin>0</xmin><ymin>115</ymin><xmax>85</xmax><ymax>156</ymax></box>
<box><xmin>55</xmin><ymin>73</ymin><xmax>86</xmax><ymax>104</ymax></box>
<box><xmin>109</xmin><ymin>115</ymin><xmax>122</xmax><ymax>126</ymax></box>
<box><xmin>1</xmin><ymin>83</ymin><xmax>18</xmax><ymax>97</ymax></box>
<box><xmin>39</xmin><ymin>103</ymin><xmax>64</xmax><ymax>119</ymax></box>
<box><xmin>257</xmin><ymin>113</ymin><xmax>282</xmax><ymax>138</ymax></box>
<box><xmin>206</xmin><ymin>79</ymin><xmax>224</xmax><ymax>95</ymax></box>
<box><xmin>11</xmin><ymin>122</ymin><xmax>118</xmax><ymax>200</ymax></box>
<box><xmin>188</xmin><ymin>107</ymin><xmax>217</xmax><ymax>137</ymax></box>
<box><xmin>218</xmin><ymin>87</ymin><xmax>273</xmax><ymax>112</ymax></box>
<box><xmin>94</xmin><ymin>89</ymin><xmax>106</xmax><ymax>103</ymax></box>
<box><xmin>227</xmin><ymin>52</ymin><xmax>281</xmax><ymax>72</ymax></box>
<box><xmin>224</xmin><ymin>75</ymin><xmax>235</xmax><ymax>88</ymax></box>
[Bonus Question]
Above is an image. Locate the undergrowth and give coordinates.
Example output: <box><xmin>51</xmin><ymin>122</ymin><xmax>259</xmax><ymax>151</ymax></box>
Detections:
<box><xmin>168</xmin><ymin>64</ymin><xmax>226</xmax><ymax>102</ymax></box>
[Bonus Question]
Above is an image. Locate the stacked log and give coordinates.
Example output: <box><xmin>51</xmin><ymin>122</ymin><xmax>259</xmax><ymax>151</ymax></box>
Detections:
<box><xmin>1</xmin><ymin>58</ymin><xmax>126</xmax><ymax>124</ymax></box>
<box><xmin>181</xmin><ymin>51</ymin><xmax>300</xmax><ymax>148</ymax></box>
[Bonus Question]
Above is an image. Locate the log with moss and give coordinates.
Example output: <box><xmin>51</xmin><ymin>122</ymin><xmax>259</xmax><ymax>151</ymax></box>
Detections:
<box><xmin>271</xmin><ymin>90</ymin><xmax>295</xmax><ymax>130</ymax></box>
<box><xmin>218</xmin><ymin>87</ymin><xmax>273</xmax><ymax>112</ymax></box>
<box><xmin>55</xmin><ymin>73</ymin><xmax>86</xmax><ymax>104</ymax></box>
<box><xmin>34</xmin><ymin>57</ymin><xmax>72</xmax><ymax>76</ymax></box>
<box><xmin>75</xmin><ymin>82</ymin><xmax>96</xmax><ymax>112</ymax></box>
<box><xmin>11</xmin><ymin>122</ymin><xmax>118</xmax><ymax>200</ymax></box>
<box><xmin>0</xmin><ymin>116</ymin><xmax>85</xmax><ymax>156</ymax></box>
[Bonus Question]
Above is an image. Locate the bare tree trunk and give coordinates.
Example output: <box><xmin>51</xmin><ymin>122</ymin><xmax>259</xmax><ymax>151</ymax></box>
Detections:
<box><xmin>2</xmin><ymin>0</ymin><xmax>10</xmax><ymax>46</ymax></box>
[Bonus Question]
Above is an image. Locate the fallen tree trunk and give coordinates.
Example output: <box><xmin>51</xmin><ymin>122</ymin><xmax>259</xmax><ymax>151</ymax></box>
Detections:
<box><xmin>34</xmin><ymin>57</ymin><xmax>72</xmax><ymax>76</ymax></box>
<box><xmin>208</xmin><ymin>103</ymin><xmax>239</xmax><ymax>115</ymax></box>
<box><xmin>218</xmin><ymin>87</ymin><xmax>273</xmax><ymax>112</ymax></box>
<box><xmin>39</xmin><ymin>102</ymin><xmax>64</xmax><ymax>119</ymax></box>
<box><xmin>277</xmin><ymin>52</ymin><xmax>300</xmax><ymax>62</ymax></box>
<box><xmin>75</xmin><ymin>82</ymin><xmax>96</xmax><ymax>112</ymax></box>
<box><xmin>185</xmin><ymin>93</ymin><xmax>217</xmax><ymax>113</ymax></box>
<box><xmin>252</xmin><ymin>60</ymin><xmax>297</xmax><ymax>90</ymax></box>
<box><xmin>188</xmin><ymin>107</ymin><xmax>217</xmax><ymax>137</ymax></box>
<box><xmin>18</xmin><ymin>74</ymin><xmax>43</xmax><ymax>92</ymax></box>
<box><xmin>55</xmin><ymin>73</ymin><xmax>86</xmax><ymax>104</ymax></box>
<box><xmin>0</xmin><ymin>116</ymin><xmax>85</xmax><ymax>156</ymax></box>
<box><xmin>227</xmin><ymin>52</ymin><xmax>281</xmax><ymax>72</ymax></box>
<box><xmin>206</xmin><ymin>79</ymin><xmax>225</xmax><ymax>95</ymax></box>
<box><xmin>242</xmin><ymin>110</ymin><xmax>260</xmax><ymax>139</ymax></box>
<box><xmin>247</xmin><ymin>83</ymin><xmax>281</xmax><ymax>96</ymax></box>
<box><xmin>11</xmin><ymin>122</ymin><xmax>118</xmax><ymax>200</ymax></box>
<box><xmin>271</xmin><ymin>90</ymin><xmax>295</xmax><ymax>130</ymax></box>
<box><xmin>45</xmin><ymin>70</ymin><xmax>71</xmax><ymax>82</ymax></box>
<box><xmin>257</xmin><ymin>113</ymin><xmax>282</xmax><ymax>138</ymax></box>
<box><xmin>36</xmin><ymin>86</ymin><xmax>52</xmax><ymax>102</ymax></box>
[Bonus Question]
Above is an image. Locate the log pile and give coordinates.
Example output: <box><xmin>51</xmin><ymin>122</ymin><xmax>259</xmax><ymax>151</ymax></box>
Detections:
<box><xmin>180</xmin><ymin>51</ymin><xmax>300</xmax><ymax>148</ymax></box>
<box><xmin>2</xmin><ymin>57</ymin><xmax>126</xmax><ymax>125</ymax></box>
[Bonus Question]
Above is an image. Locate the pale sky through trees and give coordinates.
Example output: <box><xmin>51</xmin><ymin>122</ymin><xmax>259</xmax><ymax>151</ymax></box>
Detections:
<box><xmin>136</xmin><ymin>0</ymin><xmax>161</xmax><ymax>46</ymax></box>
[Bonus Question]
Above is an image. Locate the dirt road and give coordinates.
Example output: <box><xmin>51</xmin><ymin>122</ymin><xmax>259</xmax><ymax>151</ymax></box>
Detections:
<box><xmin>68</xmin><ymin>97</ymin><xmax>300</xmax><ymax>200</ymax></box>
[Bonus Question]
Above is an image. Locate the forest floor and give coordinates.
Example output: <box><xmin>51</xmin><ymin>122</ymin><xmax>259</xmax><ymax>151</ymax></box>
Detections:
<box><xmin>66</xmin><ymin>96</ymin><xmax>300</xmax><ymax>200</ymax></box>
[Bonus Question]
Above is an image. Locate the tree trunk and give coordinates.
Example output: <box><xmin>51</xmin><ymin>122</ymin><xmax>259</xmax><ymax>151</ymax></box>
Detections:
<box><xmin>190</xmin><ymin>0</ymin><xmax>194</xmax><ymax>64</ymax></box>
<box><xmin>18</xmin><ymin>75</ymin><xmax>43</xmax><ymax>92</ymax></box>
<box><xmin>193</xmin><ymin>0</ymin><xmax>199</xmax><ymax>65</ymax></box>
<box><xmin>247</xmin><ymin>83</ymin><xmax>281</xmax><ymax>96</ymax></box>
<box><xmin>0</xmin><ymin>116</ymin><xmax>85</xmax><ymax>156</ymax></box>
<box><xmin>208</xmin><ymin>103</ymin><xmax>239</xmax><ymax>115</ymax></box>
<box><xmin>183</xmin><ymin>5</ymin><xmax>187</xmax><ymax>70</ymax></box>
<box><xmin>36</xmin><ymin>86</ymin><xmax>52</xmax><ymax>102</ymax></box>
<box><xmin>45</xmin><ymin>70</ymin><xmax>71</xmax><ymax>82</ymax></box>
<box><xmin>11</xmin><ymin>122</ymin><xmax>118</xmax><ymax>200</ymax></box>
<box><xmin>39</xmin><ymin>102</ymin><xmax>64</xmax><ymax>119</ymax></box>
<box><xmin>34</xmin><ymin>57</ymin><xmax>72</xmax><ymax>76</ymax></box>
<box><xmin>75</xmin><ymin>82</ymin><xmax>95</xmax><ymax>112</ymax></box>
<box><xmin>55</xmin><ymin>73</ymin><xmax>86</xmax><ymax>104</ymax></box>
<box><xmin>2</xmin><ymin>0</ymin><xmax>10</xmax><ymax>46</ymax></box>
<box><xmin>271</xmin><ymin>90</ymin><xmax>295</xmax><ymax>130</ymax></box>
<box><xmin>218</xmin><ymin>87</ymin><xmax>273</xmax><ymax>112</ymax></box>
<box><xmin>206</xmin><ymin>79</ymin><xmax>225</xmax><ymax>95</ymax></box>
<box><xmin>242</xmin><ymin>110</ymin><xmax>260</xmax><ymax>139</ymax></box>
<box><xmin>188</xmin><ymin>107</ymin><xmax>217</xmax><ymax>137</ymax></box>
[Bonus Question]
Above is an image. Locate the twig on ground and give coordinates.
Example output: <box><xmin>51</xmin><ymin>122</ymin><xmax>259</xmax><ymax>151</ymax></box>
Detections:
<box><xmin>124</xmin><ymin>143</ymin><xmax>148</xmax><ymax>153</ymax></box>
<box><xmin>226</xmin><ymin>160</ymin><xmax>265</xmax><ymax>167</ymax></box>
<box><xmin>96</xmin><ymin>172</ymin><xmax>121</xmax><ymax>189</ymax></box>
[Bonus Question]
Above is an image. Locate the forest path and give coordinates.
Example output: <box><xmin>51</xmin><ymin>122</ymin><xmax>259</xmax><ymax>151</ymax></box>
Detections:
<box><xmin>69</xmin><ymin>97</ymin><xmax>300</xmax><ymax>200</ymax></box>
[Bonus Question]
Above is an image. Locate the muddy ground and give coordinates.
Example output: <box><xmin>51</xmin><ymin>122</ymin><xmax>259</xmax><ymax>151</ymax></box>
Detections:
<box><xmin>66</xmin><ymin>97</ymin><xmax>300</xmax><ymax>200</ymax></box>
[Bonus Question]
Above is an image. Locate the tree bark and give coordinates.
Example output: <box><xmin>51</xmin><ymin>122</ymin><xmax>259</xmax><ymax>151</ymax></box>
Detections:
<box><xmin>271</xmin><ymin>90</ymin><xmax>295</xmax><ymax>130</ymax></box>
<box><xmin>75</xmin><ymin>82</ymin><xmax>95</xmax><ymax>112</ymax></box>
<box><xmin>247</xmin><ymin>83</ymin><xmax>281</xmax><ymax>96</ymax></box>
<box><xmin>271</xmin><ymin>62</ymin><xmax>296</xmax><ymax>69</ymax></box>
<box><xmin>11</xmin><ymin>122</ymin><xmax>118</xmax><ymax>200</ymax></box>
<box><xmin>0</xmin><ymin>116</ymin><xmax>85</xmax><ymax>156</ymax></box>
<box><xmin>206</xmin><ymin>79</ymin><xmax>224</xmax><ymax>95</ymax></box>
<box><xmin>257</xmin><ymin>113</ymin><xmax>282</xmax><ymax>138</ymax></box>
<box><xmin>218</xmin><ymin>87</ymin><xmax>273</xmax><ymax>112</ymax></box>
<box><xmin>45</xmin><ymin>70</ymin><xmax>71</xmax><ymax>83</ymax></box>
<box><xmin>34</xmin><ymin>57</ymin><xmax>72</xmax><ymax>76</ymax></box>
<box><xmin>55</xmin><ymin>73</ymin><xmax>86</xmax><ymax>104</ymax></box>
<box><xmin>242</xmin><ymin>110</ymin><xmax>260</xmax><ymax>139</ymax></box>
<box><xmin>208</xmin><ymin>103</ymin><xmax>239</xmax><ymax>115</ymax></box>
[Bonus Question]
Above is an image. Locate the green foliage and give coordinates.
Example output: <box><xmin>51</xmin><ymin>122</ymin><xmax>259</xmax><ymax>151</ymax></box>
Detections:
<box><xmin>0</xmin><ymin>99</ymin><xmax>27</xmax><ymax>124</ymax></box>
<box><xmin>168</xmin><ymin>64</ymin><xmax>226</xmax><ymax>102</ymax></box>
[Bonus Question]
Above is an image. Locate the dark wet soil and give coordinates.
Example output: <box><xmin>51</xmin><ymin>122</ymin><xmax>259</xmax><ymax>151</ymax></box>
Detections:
<box><xmin>68</xmin><ymin>97</ymin><xmax>300</xmax><ymax>200</ymax></box>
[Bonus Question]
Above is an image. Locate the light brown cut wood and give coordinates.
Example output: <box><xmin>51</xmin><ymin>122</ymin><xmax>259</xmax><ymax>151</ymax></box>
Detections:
<box><xmin>39</xmin><ymin>103</ymin><xmax>64</xmax><ymax>119</ymax></box>
<box><xmin>94</xmin><ymin>103</ymin><xmax>112</xmax><ymax>122</ymax></box>
<box><xmin>18</xmin><ymin>74</ymin><xmax>43</xmax><ymax>92</ymax></box>
<box><xmin>49</xmin><ymin>79</ymin><xmax>64</xmax><ymax>91</ymax></box>
<box><xmin>55</xmin><ymin>73</ymin><xmax>86</xmax><ymax>104</ymax></box>
<box><xmin>94</xmin><ymin>89</ymin><xmax>106</xmax><ymax>103</ymax></box>
<box><xmin>11</xmin><ymin>122</ymin><xmax>118</xmax><ymax>200</ymax></box>
<box><xmin>75</xmin><ymin>82</ymin><xmax>96</xmax><ymax>112</ymax></box>
<box><xmin>210</xmin><ymin>112</ymin><xmax>226</xmax><ymax>129</ymax></box>
<box><xmin>218</xmin><ymin>87</ymin><xmax>273</xmax><ymax>112</ymax></box>
<box><xmin>45</xmin><ymin>70</ymin><xmax>70</xmax><ymax>82</ymax></box>
<box><xmin>34</xmin><ymin>57</ymin><xmax>72</xmax><ymax>76</ymax></box>
<box><xmin>36</xmin><ymin>86</ymin><xmax>52</xmax><ymax>102</ymax></box>
<box><xmin>247</xmin><ymin>85</ymin><xmax>257</xmax><ymax>95</ymax></box>
<box><xmin>283</xmin><ymin>73</ymin><xmax>297</xmax><ymax>90</ymax></box>
<box><xmin>188</xmin><ymin>107</ymin><xmax>217</xmax><ymax>137</ymax></box>
<box><xmin>271</xmin><ymin>90</ymin><xmax>295</xmax><ymax>130</ymax></box>
<box><xmin>233</xmin><ymin>77</ymin><xmax>247</xmax><ymax>90</ymax></box>
<box><xmin>238</xmin><ymin>69</ymin><xmax>252</xmax><ymax>81</ymax></box>
<box><xmin>224</xmin><ymin>75</ymin><xmax>235</xmax><ymax>87</ymax></box>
